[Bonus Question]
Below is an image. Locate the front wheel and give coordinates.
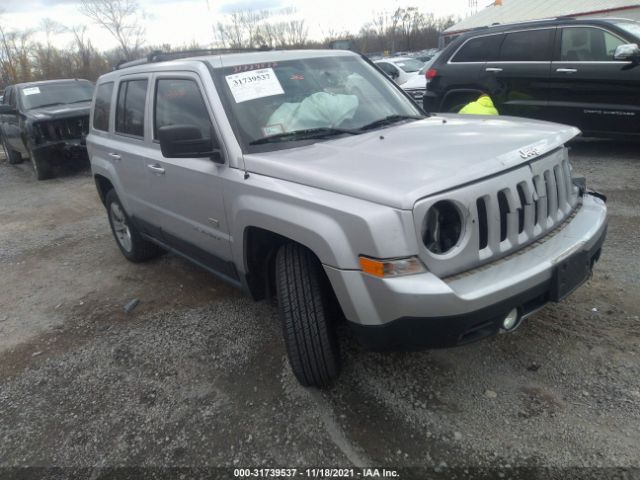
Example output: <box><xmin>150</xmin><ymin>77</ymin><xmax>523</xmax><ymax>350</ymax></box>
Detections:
<box><xmin>2</xmin><ymin>135</ymin><xmax>23</xmax><ymax>165</ymax></box>
<box><xmin>275</xmin><ymin>243</ymin><xmax>341</xmax><ymax>387</ymax></box>
<box><xmin>29</xmin><ymin>148</ymin><xmax>53</xmax><ymax>180</ymax></box>
<box><xmin>105</xmin><ymin>189</ymin><xmax>164</xmax><ymax>262</ymax></box>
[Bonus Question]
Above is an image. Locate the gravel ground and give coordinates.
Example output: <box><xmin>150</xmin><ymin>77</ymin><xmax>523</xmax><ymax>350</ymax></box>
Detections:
<box><xmin>0</xmin><ymin>141</ymin><xmax>638</xmax><ymax>478</ymax></box>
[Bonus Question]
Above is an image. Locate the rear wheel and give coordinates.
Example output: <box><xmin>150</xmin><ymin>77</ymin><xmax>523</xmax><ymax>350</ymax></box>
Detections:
<box><xmin>1</xmin><ymin>135</ymin><xmax>23</xmax><ymax>165</ymax></box>
<box><xmin>105</xmin><ymin>189</ymin><xmax>164</xmax><ymax>262</ymax></box>
<box><xmin>275</xmin><ymin>243</ymin><xmax>341</xmax><ymax>387</ymax></box>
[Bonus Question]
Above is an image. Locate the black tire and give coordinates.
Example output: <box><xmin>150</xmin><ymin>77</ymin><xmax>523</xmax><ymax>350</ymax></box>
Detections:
<box><xmin>275</xmin><ymin>243</ymin><xmax>341</xmax><ymax>387</ymax></box>
<box><xmin>29</xmin><ymin>148</ymin><xmax>53</xmax><ymax>180</ymax></box>
<box><xmin>1</xmin><ymin>135</ymin><xmax>23</xmax><ymax>165</ymax></box>
<box><xmin>105</xmin><ymin>189</ymin><xmax>164</xmax><ymax>262</ymax></box>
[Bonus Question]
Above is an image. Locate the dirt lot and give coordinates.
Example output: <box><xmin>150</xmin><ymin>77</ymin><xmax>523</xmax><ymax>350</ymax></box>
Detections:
<box><xmin>0</xmin><ymin>142</ymin><xmax>639</xmax><ymax>478</ymax></box>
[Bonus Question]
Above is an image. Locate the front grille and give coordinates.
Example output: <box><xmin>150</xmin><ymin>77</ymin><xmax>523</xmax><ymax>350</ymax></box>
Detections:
<box><xmin>413</xmin><ymin>148</ymin><xmax>580</xmax><ymax>278</ymax></box>
<box><xmin>38</xmin><ymin>116</ymin><xmax>89</xmax><ymax>142</ymax></box>
<box><xmin>476</xmin><ymin>155</ymin><xmax>577</xmax><ymax>257</ymax></box>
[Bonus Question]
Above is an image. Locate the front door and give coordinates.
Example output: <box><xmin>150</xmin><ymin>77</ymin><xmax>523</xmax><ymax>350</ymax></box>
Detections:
<box><xmin>548</xmin><ymin>26</ymin><xmax>640</xmax><ymax>136</ymax></box>
<box><xmin>143</xmin><ymin>73</ymin><xmax>234</xmax><ymax>278</ymax></box>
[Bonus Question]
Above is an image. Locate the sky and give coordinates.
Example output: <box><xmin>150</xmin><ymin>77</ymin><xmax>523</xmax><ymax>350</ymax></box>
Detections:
<box><xmin>0</xmin><ymin>0</ymin><xmax>484</xmax><ymax>51</ymax></box>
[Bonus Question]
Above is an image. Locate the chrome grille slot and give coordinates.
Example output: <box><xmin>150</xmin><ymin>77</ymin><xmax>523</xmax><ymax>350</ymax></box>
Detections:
<box><xmin>413</xmin><ymin>148</ymin><xmax>580</xmax><ymax>278</ymax></box>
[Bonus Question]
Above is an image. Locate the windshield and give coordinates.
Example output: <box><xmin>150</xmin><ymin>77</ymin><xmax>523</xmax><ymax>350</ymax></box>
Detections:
<box><xmin>212</xmin><ymin>55</ymin><xmax>423</xmax><ymax>151</ymax></box>
<box><xmin>613</xmin><ymin>20</ymin><xmax>640</xmax><ymax>40</ymax></box>
<box><xmin>19</xmin><ymin>81</ymin><xmax>94</xmax><ymax>110</ymax></box>
<box><xmin>392</xmin><ymin>59</ymin><xmax>424</xmax><ymax>73</ymax></box>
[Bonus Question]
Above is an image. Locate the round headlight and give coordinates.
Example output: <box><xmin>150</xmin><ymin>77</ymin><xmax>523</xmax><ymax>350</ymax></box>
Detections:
<box><xmin>423</xmin><ymin>200</ymin><xmax>463</xmax><ymax>254</ymax></box>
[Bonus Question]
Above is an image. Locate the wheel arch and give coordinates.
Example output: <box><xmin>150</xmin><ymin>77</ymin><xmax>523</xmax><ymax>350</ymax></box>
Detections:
<box><xmin>94</xmin><ymin>174</ymin><xmax>114</xmax><ymax>206</ymax></box>
<box><xmin>440</xmin><ymin>88</ymin><xmax>486</xmax><ymax>112</ymax></box>
<box><xmin>243</xmin><ymin>226</ymin><xmax>331</xmax><ymax>302</ymax></box>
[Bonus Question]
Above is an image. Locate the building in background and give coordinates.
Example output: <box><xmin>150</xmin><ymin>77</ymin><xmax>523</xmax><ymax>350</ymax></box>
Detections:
<box><xmin>442</xmin><ymin>0</ymin><xmax>640</xmax><ymax>45</ymax></box>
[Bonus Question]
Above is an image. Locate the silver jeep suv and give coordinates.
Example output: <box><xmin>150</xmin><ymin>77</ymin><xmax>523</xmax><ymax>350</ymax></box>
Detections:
<box><xmin>87</xmin><ymin>49</ymin><xmax>607</xmax><ymax>387</ymax></box>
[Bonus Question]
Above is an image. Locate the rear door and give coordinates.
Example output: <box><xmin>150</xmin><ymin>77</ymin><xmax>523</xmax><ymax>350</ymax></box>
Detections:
<box><xmin>110</xmin><ymin>76</ymin><xmax>153</xmax><ymax>221</ymax></box>
<box><xmin>433</xmin><ymin>33</ymin><xmax>504</xmax><ymax>112</ymax></box>
<box><xmin>484</xmin><ymin>28</ymin><xmax>555</xmax><ymax>119</ymax></box>
<box><xmin>142</xmin><ymin>72</ymin><xmax>234</xmax><ymax>277</ymax></box>
<box><xmin>548</xmin><ymin>25</ymin><xmax>640</xmax><ymax>136</ymax></box>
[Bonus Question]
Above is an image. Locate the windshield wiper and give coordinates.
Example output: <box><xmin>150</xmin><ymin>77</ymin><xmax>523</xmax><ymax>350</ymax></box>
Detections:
<box><xmin>357</xmin><ymin>114</ymin><xmax>424</xmax><ymax>132</ymax></box>
<box><xmin>249</xmin><ymin>127</ymin><xmax>358</xmax><ymax>145</ymax></box>
<box><xmin>68</xmin><ymin>99</ymin><xmax>92</xmax><ymax>104</ymax></box>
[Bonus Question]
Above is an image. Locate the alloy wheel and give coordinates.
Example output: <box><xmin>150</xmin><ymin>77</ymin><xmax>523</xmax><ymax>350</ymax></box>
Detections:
<box><xmin>109</xmin><ymin>202</ymin><xmax>133</xmax><ymax>252</ymax></box>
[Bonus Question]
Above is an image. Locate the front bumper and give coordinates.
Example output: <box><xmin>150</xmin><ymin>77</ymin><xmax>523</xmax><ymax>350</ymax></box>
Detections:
<box><xmin>324</xmin><ymin>193</ymin><xmax>607</xmax><ymax>350</ymax></box>
<box><xmin>32</xmin><ymin>139</ymin><xmax>88</xmax><ymax>164</ymax></box>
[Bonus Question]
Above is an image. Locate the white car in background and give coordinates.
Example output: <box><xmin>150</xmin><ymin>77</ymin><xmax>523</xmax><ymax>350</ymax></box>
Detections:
<box><xmin>374</xmin><ymin>57</ymin><xmax>424</xmax><ymax>86</ymax></box>
<box><xmin>376</xmin><ymin>53</ymin><xmax>441</xmax><ymax>104</ymax></box>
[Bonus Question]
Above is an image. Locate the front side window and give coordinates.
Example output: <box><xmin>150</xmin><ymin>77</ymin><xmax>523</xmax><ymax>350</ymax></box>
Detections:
<box><xmin>560</xmin><ymin>27</ymin><xmax>626</xmax><ymax>61</ymax></box>
<box><xmin>19</xmin><ymin>81</ymin><xmax>94</xmax><ymax>110</ymax></box>
<box><xmin>93</xmin><ymin>82</ymin><xmax>114</xmax><ymax>132</ymax></box>
<box><xmin>451</xmin><ymin>34</ymin><xmax>504</xmax><ymax>62</ymax></box>
<box><xmin>116</xmin><ymin>79</ymin><xmax>148</xmax><ymax>137</ymax></box>
<box><xmin>377</xmin><ymin>62</ymin><xmax>398</xmax><ymax>76</ymax></box>
<box><xmin>154</xmin><ymin>78</ymin><xmax>212</xmax><ymax>140</ymax></box>
<box><xmin>212</xmin><ymin>55</ymin><xmax>423</xmax><ymax>152</ymax></box>
<box><xmin>500</xmin><ymin>29</ymin><xmax>554</xmax><ymax>61</ymax></box>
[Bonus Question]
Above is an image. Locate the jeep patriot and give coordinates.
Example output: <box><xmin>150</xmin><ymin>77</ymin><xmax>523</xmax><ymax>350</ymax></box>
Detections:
<box><xmin>87</xmin><ymin>49</ymin><xmax>607</xmax><ymax>387</ymax></box>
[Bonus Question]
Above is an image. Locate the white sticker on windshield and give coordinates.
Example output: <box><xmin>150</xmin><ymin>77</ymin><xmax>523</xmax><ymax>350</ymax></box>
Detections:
<box><xmin>23</xmin><ymin>87</ymin><xmax>41</xmax><ymax>96</ymax></box>
<box><xmin>225</xmin><ymin>68</ymin><xmax>284</xmax><ymax>103</ymax></box>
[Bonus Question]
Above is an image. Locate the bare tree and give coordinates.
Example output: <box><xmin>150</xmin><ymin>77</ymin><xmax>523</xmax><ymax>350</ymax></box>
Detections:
<box><xmin>80</xmin><ymin>0</ymin><xmax>145</xmax><ymax>60</ymax></box>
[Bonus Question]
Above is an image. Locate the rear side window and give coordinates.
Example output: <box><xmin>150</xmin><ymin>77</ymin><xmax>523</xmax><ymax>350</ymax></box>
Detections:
<box><xmin>560</xmin><ymin>27</ymin><xmax>625</xmax><ymax>61</ymax></box>
<box><xmin>154</xmin><ymin>78</ymin><xmax>212</xmax><ymax>140</ymax></box>
<box><xmin>500</xmin><ymin>29</ymin><xmax>554</xmax><ymax>61</ymax></box>
<box><xmin>93</xmin><ymin>82</ymin><xmax>113</xmax><ymax>132</ymax></box>
<box><xmin>115</xmin><ymin>79</ymin><xmax>148</xmax><ymax>137</ymax></box>
<box><xmin>451</xmin><ymin>34</ymin><xmax>504</xmax><ymax>62</ymax></box>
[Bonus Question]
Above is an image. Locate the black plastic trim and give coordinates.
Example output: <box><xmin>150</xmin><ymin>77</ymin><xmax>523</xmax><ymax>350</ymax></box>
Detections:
<box><xmin>349</xmin><ymin>223</ymin><xmax>607</xmax><ymax>351</ymax></box>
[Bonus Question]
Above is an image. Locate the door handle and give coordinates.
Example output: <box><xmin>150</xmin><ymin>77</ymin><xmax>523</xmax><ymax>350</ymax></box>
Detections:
<box><xmin>147</xmin><ymin>163</ymin><xmax>165</xmax><ymax>175</ymax></box>
<box><xmin>108</xmin><ymin>152</ymin><xmax>121</xmax><ymax>161</ymax></box>
<box><xmin>556</xmin><ymin>68</ymin><xmax>578</xmax><ymax>73</ymax></box>
<box><xmin>485</xmin><ymin>67</ymin><xmax>503</xmax><ymax>72</ymax></box>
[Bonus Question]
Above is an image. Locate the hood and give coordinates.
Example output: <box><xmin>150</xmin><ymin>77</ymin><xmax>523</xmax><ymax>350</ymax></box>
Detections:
<box><xmin>402</xmin><ymin>74</ymin><xmax>426</xmax><ymax>90</ymax></box>
<box><xmin>25</xmin><ymin>101</ymin><xmax>91</xmax><ymax>121</ymax></box>
<box><xmin>243</xmin><ymin>115</ymin><xmax>580</xmax><ymax>210</ymax></box>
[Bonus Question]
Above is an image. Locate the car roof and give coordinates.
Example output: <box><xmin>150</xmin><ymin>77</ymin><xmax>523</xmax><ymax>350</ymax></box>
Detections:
<box><xmin>458</xmin><ymin>16</ymin><xmax>635</xmax><ymax>39</ymax></box>
<box><xmin>98</xmin><ymin>49</ymin><xmax>359</xmax><ymax>82</ymax></box>
<box><xmin>375</xmin><ymin>57</ymin><xmax>415</xmax><ymax>63</ymax></box>
<box><xmin>11</xmin><ymin>79</ymin><xmax>92</xmax><ymax>89</ymax></box>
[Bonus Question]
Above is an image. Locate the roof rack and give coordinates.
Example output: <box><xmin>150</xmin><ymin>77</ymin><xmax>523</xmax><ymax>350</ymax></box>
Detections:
<box><xmin>115</xmin><ymin>47</ymin><xmax>269</xmax><ymax>70</ymax></box>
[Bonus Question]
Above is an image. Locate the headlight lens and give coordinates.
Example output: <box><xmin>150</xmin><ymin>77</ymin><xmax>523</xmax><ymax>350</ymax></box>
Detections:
<box><xmin>423</xmin><ymin>200</ymin><xmax>463</xmax><ymax>254</ymax></box>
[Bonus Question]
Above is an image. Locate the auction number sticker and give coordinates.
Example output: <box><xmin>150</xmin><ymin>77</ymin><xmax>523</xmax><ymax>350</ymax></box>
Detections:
<box><xmin>225</xmin><ymin>68</ymin><xmax>284</xmax><ymax>103</ymax></box>
<box><xmin>23</xmin><ymin>87</ymin><xmax>41</xmax><ymax>96</ymax></box>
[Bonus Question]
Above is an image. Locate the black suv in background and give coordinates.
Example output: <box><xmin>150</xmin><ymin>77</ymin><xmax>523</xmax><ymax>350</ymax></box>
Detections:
<box><xmin>0</xmin><ymin>79</ymin><xmax>94</xmax><ymax>180</ymax></box>
<box><xmin>423</xmin><ymin>18</ymin><xmax>640</xmax><ymax>139</ymax></box>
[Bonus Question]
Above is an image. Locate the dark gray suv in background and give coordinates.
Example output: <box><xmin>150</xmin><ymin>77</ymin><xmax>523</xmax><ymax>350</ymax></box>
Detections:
<box><xmin>423</xmin><ymin>17</ymin><xmax>640</xmax><ymax>139</ymax></box>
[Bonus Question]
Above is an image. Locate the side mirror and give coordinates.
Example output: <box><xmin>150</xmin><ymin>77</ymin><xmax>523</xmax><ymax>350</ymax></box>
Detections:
<box><xmin>158</xmin><ymin>124</ymin><xmax>222</xmax><ymax>163</ymax></box>
<box><xmin>614</xmin><ymin>43</ymin><xmax>640</xmax><ymax>61</ymax></box>
<box><xmin>0</xmin><ymin>104</ymin><xmax>17</xmax><ymax>115</ymax></box>
<box><xmin>390</xmin><ymin>70</ymin><xmax>400</xmax><ymax>80</ymax></box>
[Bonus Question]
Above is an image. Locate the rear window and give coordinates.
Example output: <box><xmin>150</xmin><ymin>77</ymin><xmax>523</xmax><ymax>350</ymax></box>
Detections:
<box><xmin>93</xmin><ymin>82</ymin><xmax>113</xmax><ymax>132</ymax></box>
<box><xmin>500</xmin><ymin>29</ymin><xmax>554</xmax><ymax>61</ymax></box>
<box><xmin>451</xmin><ymin>34</ymin><xmax>504</xmax><ymax>62</ymax></box>
<box><xmin>115</xmin><ymin>79</ymin><xmax>148</xmax><ymax>137</ymax></box>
